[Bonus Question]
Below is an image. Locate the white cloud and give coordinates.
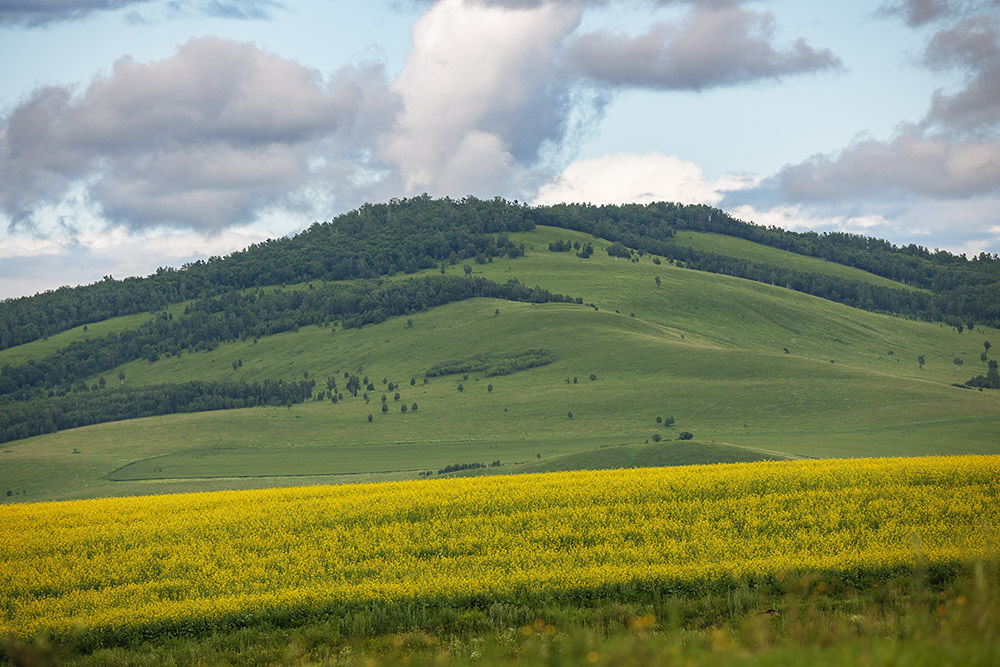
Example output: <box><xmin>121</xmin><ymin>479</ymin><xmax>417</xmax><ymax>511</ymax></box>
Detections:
<box><xmin>0</xmin><ymin>37</ymin><xmax>398</xmax><ymax>233</ymax></box>
<box><xmin>568</xmin><ymin>6</ymin><xmax>840</xmax><ymax>91</ymax></box>
<box><xmin>381</xmin><ymin>0</ymin><xmax>582</xmax><ymax>194</ymax></box>
<box><xmin>0</xmin><ymin>225</ymin><xmax>283</xmax><ymax>299</ymax></box>
<box><xmin>728</xmin><ymin>204</ymin><xmax>892</xmax><ymax>233</ymax></box>
<box><xmin>532</xmin><ymin>151</ymin><xmax>732</xmax><ymax>206</ymax></box>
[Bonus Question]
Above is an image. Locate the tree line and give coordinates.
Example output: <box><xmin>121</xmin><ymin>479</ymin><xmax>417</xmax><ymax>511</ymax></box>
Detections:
<box><xmin>0</xmin><ymin>195</ymin><xmax>535</xmax><ymax>351</ymax></box>
<box><xmin>0</xmin><ymin>380</ymin><xmax>315</xmax><ymax>444</ymax></box>
<box><xmin>0</xmin><ymin>275</ymin><xmax>578</xmax><ymax>401</ymax></box>
<box><xmin>3</xmin><ymin>196</ymin><xmax>998</xmax><ymax>351</ymax></box>
<box><xmin>527</xmin><ymin>202</ymin><xmax>999</xmax><ymax>326</ymax></box>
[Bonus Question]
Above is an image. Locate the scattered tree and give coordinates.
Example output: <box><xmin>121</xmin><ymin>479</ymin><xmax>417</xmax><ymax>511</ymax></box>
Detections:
<box><xmin>652</xmin><ymin>433</ymin><xmax>662</xmax><ymax>442</ymax></box>
<box><xmin>918</xmin><ymin>355</ymin><xmax>925</xmax><ymax>369</ymax></box>
<box><xmin>678</xmin><ymin>431</ymin><xmax>693</xmax><ymax>440</ymax></box>
<box><xmin>367</xmin><ymin>413</ymin><xmax>373</xmax><ymax>423</ymax></box>
<box><xmin>654</xmin><ymin>276</ymin><xmax>661</xmax><ymax>288</ymax></box>
<box><xmin>606</xmin><ymin>241</ymin><xmax>632</xmax><ymax>258</ymax></box>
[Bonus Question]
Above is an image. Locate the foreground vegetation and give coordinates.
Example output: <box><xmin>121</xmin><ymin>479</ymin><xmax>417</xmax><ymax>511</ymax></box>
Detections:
<box><xmin>4</xmin><ymin>561</ymin><xmax>998</xmax><ymax>665</ymax></box>
<box><xmin>2</xmin><ymin>457</ymin><xmax>996</xmax><ymax>656</ymax></box>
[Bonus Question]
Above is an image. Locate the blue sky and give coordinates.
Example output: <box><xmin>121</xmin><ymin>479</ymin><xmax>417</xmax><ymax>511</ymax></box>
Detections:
<box><xmin>1</xmin><ymin>0</ymin><xmax>998</xmax><ymax>298</ymax></box>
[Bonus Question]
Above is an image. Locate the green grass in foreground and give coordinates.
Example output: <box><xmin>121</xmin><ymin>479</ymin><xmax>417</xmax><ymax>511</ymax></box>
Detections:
<box><xmin>3</xmin><ymin>562</ymin><xmax>996</xmax><ymax>666</ymax></box>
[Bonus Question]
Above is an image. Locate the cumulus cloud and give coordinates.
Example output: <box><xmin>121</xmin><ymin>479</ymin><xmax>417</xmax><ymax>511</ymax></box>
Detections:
<box><xmin>765</xmin><ymin>2</ymin><xmax>1000</xmax><ymax>211</ymax></box>
<box><xmin>382</xmin><ymin>0</ymin><xmax>836</xmax><ymax>196</ymax></box>
<box><xmin>0</xmin><ymin>225</ymin><xmax>280</xmax><ymax>299</ymax></box>
<box><xmin>778</xmin><ymin>125</ymin><xmax>1000</xmax><ymax>201</ymax></box>
<box><xmin>568</xmin><ymin>6</ymin><xmax>841</xmax><ymax>90</ymax></box>
<box><xmin>380</xmin><ymin>0</ymin><xmax>582</xmax><ymax>195</ymax></box>
<box><xmin>533</xmin><ymin>151</ymin><xmax>734</xmax><ymax>206</ymax></box>
<box><xmin>0</xmin><ymin>37</ymin><xmax>398</xmax><ymax>232</ymax></box>
<box><xmin>922</xmin><ymin>16</ymin><xmax>1000</xmax><ymax>134</ymax></box>
<box><xmin>0</xmin><ymin>0</ymin><xmax>283</xmax><ymax>26</ymax></box>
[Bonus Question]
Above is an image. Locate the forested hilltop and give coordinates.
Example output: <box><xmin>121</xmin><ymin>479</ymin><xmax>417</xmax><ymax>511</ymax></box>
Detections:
<box><xmin>2</xmin><ymin>195</ymin><xmax>999</xmax><ymax>353</ymax></box>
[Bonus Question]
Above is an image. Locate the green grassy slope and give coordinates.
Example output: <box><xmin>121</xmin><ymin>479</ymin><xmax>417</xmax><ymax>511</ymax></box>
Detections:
<box><xmin>0</xmin><ymin>302</ymin><xmax>188</xmax><ymax>369</ymax></box>
<box><xmin>2</xmin><ymin>226</ymin><xmax>998</xmax><ymax>504</ymax></box>
<box><xmin>477</xmin><ymin>227</ymin><xmax>995</xmax><ymax>384</ymax></box>
<box><xmin>670</xmin><ymin>230</ymin><xmax>928</xmax><ymax>291</ymax></box>
<box><xmin>449</xmin><ymin>440</ymin><xmax>788</xmax><ymax>477</ymax></box>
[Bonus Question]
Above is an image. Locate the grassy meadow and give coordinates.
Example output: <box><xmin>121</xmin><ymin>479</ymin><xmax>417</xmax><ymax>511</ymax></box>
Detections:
<box><xmin>2</xmin><ymin>226</ymin><xmax>999</xmax><ymax>503</ymax></box>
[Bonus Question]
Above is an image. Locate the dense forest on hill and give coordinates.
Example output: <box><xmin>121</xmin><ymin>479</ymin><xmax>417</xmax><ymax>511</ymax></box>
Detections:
<box><xmin>0</xmin><ymin>196</ymin><xmax>533</xmax><ymax>350</ymax></box>
<box><xmin>2</xmin><ymin>196</ymin><xmax>999</xmax><ymax>354</ymax></box>
<box><xmin>0</xmin><ymin>275</ymin><xmax>576</xmax><ymax>401</ymax></box>
<box><xmin>0</xmin><ymin>274</ymin><xmax>577</xmax><ymax>439</ymax></box>
<box><xmin>0</xmin><ymin>380</ymin><xmax>316</xmax><ymax>444</ymax></box>
<box><xmin>529</xmin><ymin>203</ymin><xmax>1000</xmax><ymax>327</ymax></box>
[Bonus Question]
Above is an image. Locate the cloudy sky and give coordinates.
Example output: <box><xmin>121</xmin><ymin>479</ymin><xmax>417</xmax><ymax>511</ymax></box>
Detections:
<box><xmin>1</xmin><ymin>0</ymin><xmax>998</xmax><ymax>298</ymax></box>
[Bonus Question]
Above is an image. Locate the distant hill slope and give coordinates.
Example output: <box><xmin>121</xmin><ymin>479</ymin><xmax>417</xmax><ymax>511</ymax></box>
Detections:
<box><xmin>449</xmin><ymin>440</ymin><xmax>789</xmax><ymax>477</ymax></box>
<box><xmin>670</xmin><ymin>231</ymin><xmax>927</xmax><ymax>292</ymax></box>
<box><xmin>2</xmin><ymin>198</ymin><xmax>999</xmax><ymax>504</ymax></box>
<box><xmin>3</xmin><ymin>231</ymin><xmax>998</xmax><ymax>503</ymax></box>
<box><xmin>2</xmin><ymin>197</ymin><xmax>998</xmax><ymax>353</ymax></box>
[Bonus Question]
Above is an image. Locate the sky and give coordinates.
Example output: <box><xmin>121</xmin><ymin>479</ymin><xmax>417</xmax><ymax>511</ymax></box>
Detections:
<box><xmin>1</xmin><ymin>0</ymin><xmax>998</xmax><ymax>299</ymax></box>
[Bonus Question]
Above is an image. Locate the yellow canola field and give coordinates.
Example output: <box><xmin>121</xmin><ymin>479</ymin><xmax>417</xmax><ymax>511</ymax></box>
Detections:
<box><xmin>2</xmin><ymin>456</ymin><xmax>999</xmax><ymax>639</ymax></box>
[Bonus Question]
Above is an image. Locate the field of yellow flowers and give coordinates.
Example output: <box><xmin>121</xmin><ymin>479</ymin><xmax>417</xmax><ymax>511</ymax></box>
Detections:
<box><xmin>2</xmin><ymin>456</ymin><xmax>998</xmax><ymax>643</ymax></box>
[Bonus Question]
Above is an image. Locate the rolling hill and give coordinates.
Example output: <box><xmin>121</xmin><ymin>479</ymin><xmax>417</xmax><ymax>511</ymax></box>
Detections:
<box><xmin>0</xmin><ymin>200</ymin><xmax>1000</xmax><ymax>502</ymax></box>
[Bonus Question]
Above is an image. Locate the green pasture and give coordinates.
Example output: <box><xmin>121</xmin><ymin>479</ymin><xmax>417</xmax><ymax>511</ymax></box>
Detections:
<box><xmin>0</xmin><ymin>302</ymin><xmax>187</xmax><ymax>369</ymax></box>
<box><xmin>1</xmin><ymin>225</ymin><xmax>998</xmax><ymax>503</ymax></box>
<box><xmin>452</xmin><ymin>440</ymin><xmax>788</xmax><ymax>477</ymax></box>
<box><xmin>470</xmin><ymin>226</ymin><xmax>995</xmax><ymax>385</ymax></box>
<box><xmin>3</xmin><ymin>293</ymin><xmax>998</xmax><ymax>503</ymax></box>
<box><xmin>670</xmin><ymin>230</ymin><xmax>928</xmax><ymax>291</ymax></box>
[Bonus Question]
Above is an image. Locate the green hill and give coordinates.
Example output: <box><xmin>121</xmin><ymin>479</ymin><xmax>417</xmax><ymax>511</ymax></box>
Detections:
<box><xmin>1</xmin><ymin>200</ymin><xmax>999</xmax><ymax>504</ymax></box>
